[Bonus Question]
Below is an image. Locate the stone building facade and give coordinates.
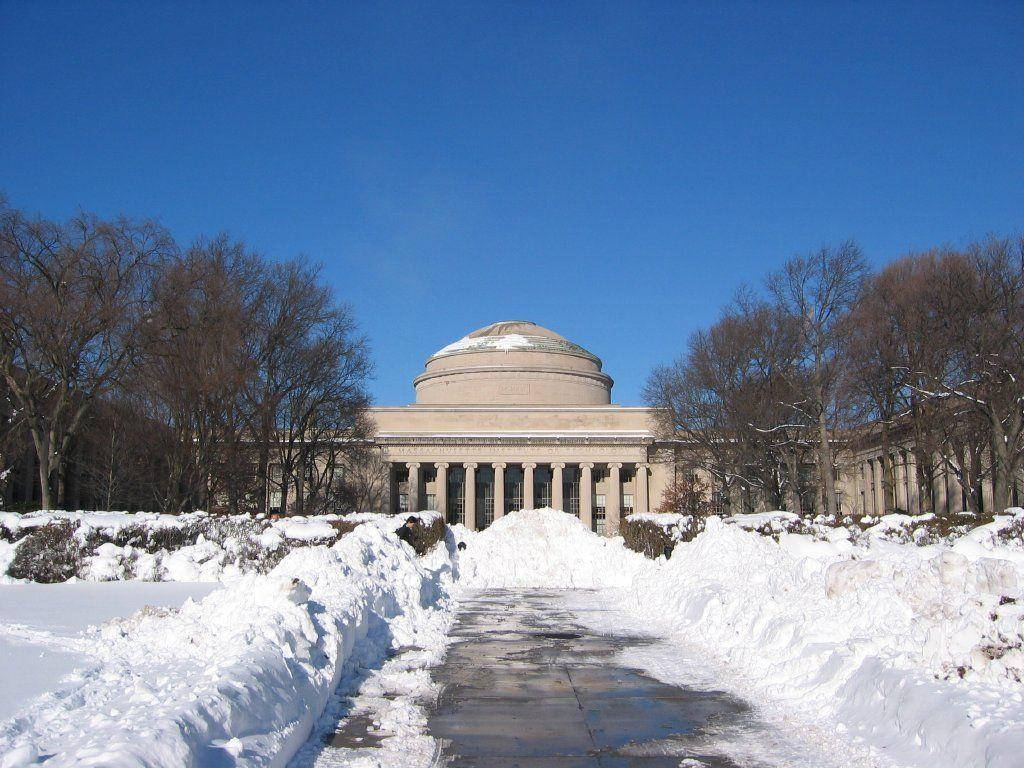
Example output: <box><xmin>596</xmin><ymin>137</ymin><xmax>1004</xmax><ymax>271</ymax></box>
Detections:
<box><xmin>369</xmin><ymin>321</ymin><xmax>670</xmax><ymax>534</ymax></box>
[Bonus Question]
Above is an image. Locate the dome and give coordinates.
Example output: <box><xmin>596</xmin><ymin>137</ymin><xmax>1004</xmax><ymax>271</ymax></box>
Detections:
<box><xmin>414</xmin><ymin>321</ymin><xmax>613</xmax><ymax>406</ymax></box>
<box><xmin>430</xmin><ymin>321</ymin><xmax>599</xmax><ymax>361</ymax></box>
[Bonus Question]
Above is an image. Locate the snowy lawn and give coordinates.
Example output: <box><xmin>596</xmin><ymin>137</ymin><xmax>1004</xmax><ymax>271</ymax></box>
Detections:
<box><xmin>0</xmin><ymin>581</ymin><xmax>219</xmax><ymax>722</ymax></box>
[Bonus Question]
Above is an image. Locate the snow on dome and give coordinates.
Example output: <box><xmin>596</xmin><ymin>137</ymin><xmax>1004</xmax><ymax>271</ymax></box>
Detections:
<box><xmin>429</xmin><ymin>321</ymin><xmax>598</xmax><ymax>361</ymax></box>
<box><xmin>415</xmin><ymin>320</ymin><xmax>613</xmax><ymax>404</ymax></box>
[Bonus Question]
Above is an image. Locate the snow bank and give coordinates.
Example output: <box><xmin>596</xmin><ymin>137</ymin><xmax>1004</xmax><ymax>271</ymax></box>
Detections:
<box><xmin>0</xmin><ymin>523</ymin><xmax>457</xmax><ymax>767</ymax></box>
<box><xmin>455</xmin><ymin>508</ymin><xmax>1024</xmax><ymax>767</ymax></box>
<box><xmin>455</xmin><ymin>508</ymin><xmax>650</xmax><ymax>589</ymax></box>
<box><xmin>624</xmin><ymin>516</ymin><xmax>1024</xmax><ymax>768</ymax></box>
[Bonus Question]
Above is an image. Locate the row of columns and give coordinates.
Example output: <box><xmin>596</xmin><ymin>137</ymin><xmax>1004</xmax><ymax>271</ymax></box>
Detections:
<box><xmin>858</xmin><ymin>451</ymin><xmax>996</xmax><ymax>516</ymax></box>
<box><xmin>398</xmin><ymin>461</ymin><xmax>650</xmax><ymax>535</ymax></box>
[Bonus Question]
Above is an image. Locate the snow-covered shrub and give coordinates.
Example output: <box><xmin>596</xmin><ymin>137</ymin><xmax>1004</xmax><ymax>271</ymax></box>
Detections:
<box><xmin>7</xmin><ymin>520</ymin><xmax>82</xmax><ymax>582</ymax></box>
<box><xmin>855</xmin><ymin>511</ymin><xmax>979</xmax><ymax>546</ymax></box>
<box><xmin>0</xmin><ymin>519</ymin><xmax>25</xmax><ymax>543</ymax></box>
<box><xmin>404</xmin><ymin>515</ymin><xmax>446</xmax><ymax>555</ymax></box>
<box><xmin>1</xmin><ymin>510</ymin><xmax>433</xmax><ymax>582</ymax></box>
<box><xmin>724</xmin><ymin>510</ymin><xmax>826</xmax><ymax>540</ymax></box>
<box><xmin>995</xmin><ymin>508</ymin><xmax>1024</xmax><ymax>545</ymax></box>
<box><xmin>621</xmin><ymin>512</ymin><xmax>704</xmax><ymax>558</ymax></box>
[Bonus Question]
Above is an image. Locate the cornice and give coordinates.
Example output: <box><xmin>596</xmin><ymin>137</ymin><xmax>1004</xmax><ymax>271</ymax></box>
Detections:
<box><xmin>375</xmin><ymin>435</ymin><xmax>654</xmax><ymax>447</ymax></box>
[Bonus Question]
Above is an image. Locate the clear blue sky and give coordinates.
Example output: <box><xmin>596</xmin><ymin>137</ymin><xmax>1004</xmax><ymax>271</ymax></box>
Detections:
<box><xmin>2</xmin><ymin>1</ymin><xmax>1021</xmax><ymax>405</ymax></box>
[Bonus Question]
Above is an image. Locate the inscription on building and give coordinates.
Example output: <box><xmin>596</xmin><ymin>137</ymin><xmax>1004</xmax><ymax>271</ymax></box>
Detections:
<box><xmin>383</xmin><ymin>444</ymin><xmax>645</xmax><ymax>459</ymax></box>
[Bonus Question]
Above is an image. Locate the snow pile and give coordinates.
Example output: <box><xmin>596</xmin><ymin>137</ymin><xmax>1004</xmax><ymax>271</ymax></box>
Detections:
<box><xmin>456</xmin><ymin>508</ymin><xmax>649</xmax><ymax>589</ymax></box>
<box><xmin>0</xmin><ymin>522</ymin><xmax>456</xmax><ymax>767</ymax></box>
<box><xmin>624</xmin><ymin>516</ymin><xmax>1024</xmax><ymax>768</ymax></box>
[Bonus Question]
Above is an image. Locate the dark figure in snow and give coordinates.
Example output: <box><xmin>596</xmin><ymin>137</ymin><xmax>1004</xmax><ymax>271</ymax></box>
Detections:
<box><xmin>396</xmin><ymin>516</ymin><xmax>420</xmax><ymax>547</ymax></box>
<box><xmin>457</xmin><ymin>541</ymin><xmax>467</xmax><ymax>551</ymax></box>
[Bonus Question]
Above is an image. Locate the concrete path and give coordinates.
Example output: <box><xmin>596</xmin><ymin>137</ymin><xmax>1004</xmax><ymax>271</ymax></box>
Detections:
<box><xmin>428</xmin><ymin>590</ymin><xmax>767</xmax><ymax>767</ymax></box>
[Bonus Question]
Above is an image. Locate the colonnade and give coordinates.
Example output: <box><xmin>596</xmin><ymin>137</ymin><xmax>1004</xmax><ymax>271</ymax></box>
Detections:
<box><xmin>391</xmin><ymin>460</ymin><xmax>650</xmax><ymax>536</ymax></box>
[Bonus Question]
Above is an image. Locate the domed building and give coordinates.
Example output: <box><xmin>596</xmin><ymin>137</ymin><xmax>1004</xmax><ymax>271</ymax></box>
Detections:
<box><xmin>368</xmin><ymin>321</ymin><xmax>668</xmax><ymax>535</ymax></box>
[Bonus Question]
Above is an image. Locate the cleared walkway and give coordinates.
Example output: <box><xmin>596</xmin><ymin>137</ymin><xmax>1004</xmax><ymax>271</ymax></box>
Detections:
<box><xmin>428</xmin><ymin>590</ymin><xmax>759</xmax><ymax>767</ymax></box>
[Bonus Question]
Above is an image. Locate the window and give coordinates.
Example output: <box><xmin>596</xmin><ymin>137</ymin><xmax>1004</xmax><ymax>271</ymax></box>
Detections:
<box><xmin>476</xmin><ymin>467</ymin><xmax>494</xmax><ymax>529</ymax></box>
<box><xmin>425</xmin><ymin>493</ymin><xmax>436</xmax><ymax>511</ymax></box>
<box><xmin>504</xmin><ymin>466</ymin><xmax>523</xmax><ymax>513</ymax></box>
<box><xmin>622</xmin><ymin>493</ymin><xmax>634</xmax><ymax>516</ymax></box>
<box><xmin>398</xmin><ymin>493</ymin><xmax>408</xmax><ymax>513</ymax></box>
<box><xmin>534</xmin><ymin>466</ymin><xmax>552</xmax><ymax>509</ymax></box>
<box><xmin>594</xmin><ymin>493</ymin><xmax>606</xmax><ymax>535</ymax></box>
<box><xmin>447</xmin><ymin>468</ymin><xmax>465</xmax><ymax>525</ymax></box>
<box><xmin>564</xmin><ymin>468</ymin><xmax>580</xmax><ymax>516</ymax></box>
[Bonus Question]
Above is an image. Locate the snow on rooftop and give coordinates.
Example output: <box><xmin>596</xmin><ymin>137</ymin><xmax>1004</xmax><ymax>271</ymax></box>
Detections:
<box><xmin>433</xmin><ymin>332</ymin><xmax>536</xmax><ymax>356</ymax></box>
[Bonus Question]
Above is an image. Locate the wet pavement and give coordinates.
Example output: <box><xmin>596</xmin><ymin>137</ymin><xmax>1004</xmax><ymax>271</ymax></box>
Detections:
<box><xmin>427</xmin><ymin>590</ymin><xmax>763</xmax><ymax>767</ymax></box>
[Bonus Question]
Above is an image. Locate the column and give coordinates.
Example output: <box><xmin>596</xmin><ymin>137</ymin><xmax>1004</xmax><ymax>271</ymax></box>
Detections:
<box><xmin>872</xmin><ymin>458</ymin><xmax>884</xmax><ymax>514</ymax></box>
<box><xmin>552</xmin><ymin>463</ymin><xmax>564</xmax><ymax>511</ymax></box>
<box><xmin>907</xmin><ymin>452</ymin><xmax>920</xmax><ymax>514</ymax></box>
<box><xmin>893</xmin><ymin>455</ymin><xmax>906</xmax><ymax>511</ymax></box>
<box><xmin>948</xmin><ymin>464</ymin><xmax>964</xmax><ymax>514</ymax></box>
<box><xmin>435</xmin><ymin>463</ymin><xmax>448</xmax><ymax>518</ymax></box>
<box><xmin>606</xmin><ymin>463</ymin><xmax>622</xmax><ymax>536</ymax></box>
<box><xmin>493</xmin><ymin>463</ymin><xmax>506</xmax><ymax>519</ymax></box>
<box><xmin>636</xmin><ymin>462</ymin><xmax>649</xmax><ymax>516</ymax></box>
<box><xmin>406</xmin><ymin>462</ymin><xmax>421</xmax><ymax>514</ymax></box>
<box><xmin>464</xmin><ymin>463</ymin><xmax>477</xmax><ymax>531</ymax></box>
<box><xmin>580</xmin><ymin>463</ymin><xmax>593</xmax><ymax>530</ymax></box>
<box><xmin>523</xmin><ymin>463</ymin><xmax>536</xmax><ymax>510</ymax></box>
<box><xmin>387</xmin><ymin>462</ymin><xmax>397</xmax><ymax>515</ymax></box>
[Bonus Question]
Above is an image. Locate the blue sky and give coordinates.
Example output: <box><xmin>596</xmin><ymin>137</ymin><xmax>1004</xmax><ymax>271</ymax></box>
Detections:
<box><xmin>2</xmin><ymin>1</ymin><xmax>1021</xmax><ymax>405</ymax></box>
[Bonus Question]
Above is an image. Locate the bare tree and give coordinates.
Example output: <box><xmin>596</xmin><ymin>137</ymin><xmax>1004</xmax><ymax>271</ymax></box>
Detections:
<box><xmin>139</xmin><ymin>237</ymin><xmax>264</xmax><ymax>512</ymax></box>
<box><xmin>843</xmin><ymin>266</ymin><xmax>911</xmax><ymax>513</ymax></box>
<box><xmin>0</xmin><ymin>201</ymin><xmax>170</xmax><ymax>509</ymax></box>
<box><xmin>344</xmin><ymin>439</ymin><xmax>392</xmax><ymax>514</ymax></box>
<box><xmin>935</xmin><ymin>237</ymin><xmax>1024</xmax><ymax>514</ymax></box>
<box><xmin>645</xmin><ymin>295</ymin><xmax>809</xmax><ymax>514</ymax></box>
<box><xmin>249</xmin><ymin>258</ymin><xmax>371</xmax><ymax>515</ymax></box>
<box><xmin>768</xmin><ymin>242</ymin><xmax>868</xmax><ymax>516</ymax></box>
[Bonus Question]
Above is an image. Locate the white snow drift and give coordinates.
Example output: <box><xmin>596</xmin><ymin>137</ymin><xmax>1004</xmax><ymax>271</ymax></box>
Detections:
<box><xmin>456</xmin><ymin>508</ymin><xmax>1024</xmax><ymax>768</ymax></box>
<box><xmin>2</xmin><ymin>506</ymin><xmax>1023</xmax><ymax>767</ymax></box>
<box><xmin>0</xmin><ymin>519</ymin><xmax>456</xmax><ymax>768</ymax></box>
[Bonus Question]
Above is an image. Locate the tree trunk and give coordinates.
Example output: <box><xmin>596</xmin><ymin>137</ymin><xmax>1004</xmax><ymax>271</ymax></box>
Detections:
<box><xmin>785</xmin><ymin>450</ymin><xmax>801</xmax><ymax>514</ymax></box>
<box><xmin>28</xmin><ymin>428</ymin><xmax>54</xmax><ymax>510</ymax></box>
<box><xmin>257</xmin><ymin>406</ymin><xmax>272</xmax><ymax>515</ymax></box>
<box><xmin>913</xmin><ymin>447</ymin><xmax>934</xmax><ymax>514</ymax></box>
<box><xmin>37</xmin><ymin>453</ymin><xmax>52</xmax><ymax>510</ymax></box>
<box><xmin>295</xmin><ymin>456</ymin><xmax>306</xmax><ymax>516</ymax></box>
<box><xmin>817</xmin><ymin>408</ymin><xmax>837</xmax><ymax>516</ymax></box>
